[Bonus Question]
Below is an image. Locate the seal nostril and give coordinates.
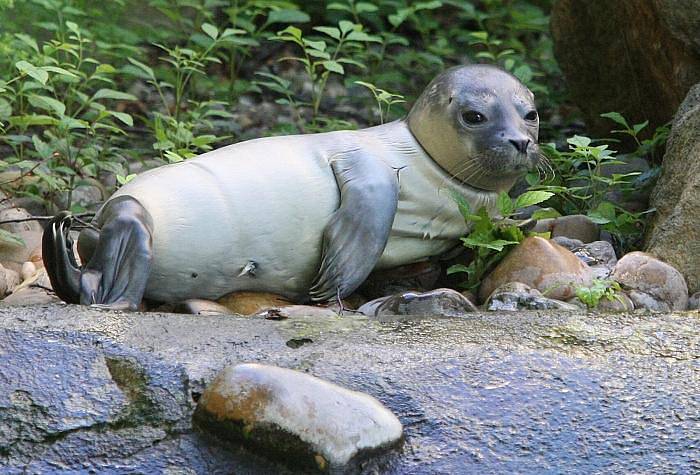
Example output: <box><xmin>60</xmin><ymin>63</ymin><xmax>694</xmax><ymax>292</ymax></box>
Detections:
<box><xmin>509</xmin><ymin>139</ymin><xmax>530</xmax><ymax>153</ymax></box>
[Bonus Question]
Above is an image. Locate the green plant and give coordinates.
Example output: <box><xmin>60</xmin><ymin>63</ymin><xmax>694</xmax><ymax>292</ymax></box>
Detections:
<box><xmin>574</xmin><ymin>278</ymin><xmax>623</xmax><ymax>309</ymax></box>
<box><xmin>447</xmin><ymin>190</ymin><xmax>553</xmax><ymax>291</ymax></box>
<box><xmin>0</xmin><ymin>21</ymin><xmax>136</xmax><ymax>212</ymax></box>
<box><xmin>527</xmin><ymin>112</ymin><xmax>667</xmax><ymax>252</ymax></box>
<box><xmin>223</xmin><ymin>1</ymin><xmax>310</xmax><ymax>99</ymax></box>
<box><xmin>124</xmin><ymin>23</ymin><xmax>238</xmax><ymax>162</ymax></box>
<box><xmin>272</xmin><ymin>21</ymin><xmax>380</xmax><ymax>118</ymax></box>
<box><xmin>354</xmin><ymin>81</ymin><xmax>404</xmax><ymax>124</ymax></box>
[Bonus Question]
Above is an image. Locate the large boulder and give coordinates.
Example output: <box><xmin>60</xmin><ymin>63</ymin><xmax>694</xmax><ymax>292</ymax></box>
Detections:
<box><xmin>0</xmin><ymin>306</ymin><xmax>698</xmax><ymax>472</ymax></box>
<box><xmin>550</xmin><ymin>0</ymin><xmax>700</xmax><ymax>137</ymax></box>
<box><xmin>646</xmin><ymin>83</ymin><xmax>700</xmax><ymax>294</ymax></box>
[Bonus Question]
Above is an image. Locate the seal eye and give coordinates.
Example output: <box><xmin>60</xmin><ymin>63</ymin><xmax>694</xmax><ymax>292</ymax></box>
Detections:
<box><xmin>462</xmin><ymin>111</ymin><xmax>487</xmax><ymax>125</ymax></box>
<box><xmin>525</xmin><ymin>110</ymin><xmax>538</xmax><ymax>121</ymax></box>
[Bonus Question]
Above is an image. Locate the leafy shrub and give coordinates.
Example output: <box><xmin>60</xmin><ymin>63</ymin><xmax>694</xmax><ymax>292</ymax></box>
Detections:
<box><xmin>447</xmin><ymin>190</ymin><xmax>553</xmax><ymax>291</ymax></box>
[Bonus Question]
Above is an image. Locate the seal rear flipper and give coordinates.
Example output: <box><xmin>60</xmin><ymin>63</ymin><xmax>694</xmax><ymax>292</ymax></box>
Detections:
<box><xmin>309</xmin><ymin>151</ymin><xmax>399</xmax><ymax>302</ymax></box>
<box><xmin>42</xmin><ymin>211</ymin><xmax>81</xmax><ymax>303</ymax></box>
<box><xmin>79</xmin><ymin>196</ymin><xmax>154</xmax><ymax>310</ymax></box>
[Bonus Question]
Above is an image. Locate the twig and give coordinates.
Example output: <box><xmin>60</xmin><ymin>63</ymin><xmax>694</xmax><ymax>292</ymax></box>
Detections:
<box><xmin>0</xmin><ymin>212</ymin><xmax>95</xmax><ymax>225</ymax></box>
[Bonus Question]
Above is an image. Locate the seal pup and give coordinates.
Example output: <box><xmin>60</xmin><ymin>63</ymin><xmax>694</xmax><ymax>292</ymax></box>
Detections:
<box><xmin>43</xmin><ymin>64</ymin><xmax>540</xmax><ymax>310</ymax></box>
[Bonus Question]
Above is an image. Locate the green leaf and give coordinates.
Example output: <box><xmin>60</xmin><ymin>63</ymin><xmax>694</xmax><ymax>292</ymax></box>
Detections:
<box><xmin>530</xmin><ymin>208</ymin><xmax>561</xmax><ymax>220</ymax></box>
<box><xmin>14</xmin><ymin>33</ymin><xmax>39</xmax><ymax>52</ymax></box>
<box><xmin>313</xmin><ymin>26</ymin><xmax>341</xmax><ymax>40</ymax></box>
<box><xmin>306</xmin><ymin>49</ymin><xmax>331</xmax><ymax>60</ymax></box>
<box><xmin>15</xmin><ymin>60</ymin><xmax>48</xmax><ymax>85</ymax></box>
<box><xmin>567</xmin><ymin>135</ymin><xmax>592</xmax><ymax>148</ymax></box>
<box><xmin>632</xmin><ymin>121</ymin><xmax>649</xmax><ymax>135</ymax></box>
<box><xmin>0</xmin><ymin>98</ymin><xmax>12</xmax><ymax>120</ymax></box>
<box><xmin>126</xmin><ymin>57</ymin><xmax>155</xmax><ymax>79</ymax></box>
<box><xmin>92</xmin><ymin>89</ymin><xmax>138</xmax><ymax>101</ymax></box>
<box><xmin>328</xmin><ymin>2</ymin><xmax>352</xmax><ymax>11</ymax></box>
<box><xmin>95</xmin><ymin>64</ymin><xmax>116</xmax><ymax>74</ymax></box>
<box><xmin>338</xmin><ymin>20</ymin><xmax>355</xmax><ymax>35</ymax></box>
<box><xmin>356</xmin><ymin>2</ymin><xmax>379</xmax><ymax>13</ymax></box>
<box><xmin>42</xmin><ymin>66</ymin><xmax>79</xmax><ymax>78</ymax></box>
<box><xmin>0</xmin><ymin>229</ymin><xmax>25</xmax><ymax>247</ymax></box>
<box><xmin>116</xmin><ymin>173</ymin><xmax>136</xmax><ymax>185</ymax></box>
<box><xmin>268</xmin><ymin>9</ymin><xmax>310</xmax><ymax>24</ymax></box>
<box><xmin>65</xmin><ymin>21</ymin><xmax>80</xmax><ymax>36</ymax></box>
<box><xmin>32</xmin><ymin>134</ymin><xmax>53</xmax><ymax>159</ymax></box>
<box><xmin>514</xmin><ymin>191</ymin><xmax>554</xmax><ymax>209</ymax></box>
<box><xmin>9</xmin><ymin>114</ymin><xmax>60</xmax><ymax>127</ymax></box>
<box><xmin>202</xmin><ymin>22</ymin><xmax>219</xmax><ymax>40</ymax></box>
<box><xmin>321</xmin><ymin>60</ymin><xmax>344</xmax><ymax>74</ymax></box>
<box><xmin>108</xmin><ymin>111</ymin><xmax>133</xmax><ymax>126</ymax></box>
<box><xmin>415</xmin><ymin>1</ymin><xmax>443</xmax><ymax>10</ymax></box>
<box><xmin>600</xmin><ymin>112</ymin><xmax>629</xmax><ymax>128</ymax></box>
<box><xmin>346</xmin><ymin>31</ymin><xmax>382</xmax><ymax>42</ymax></box>
<box><xmin>446</xmin><ymin>264</ymin><xmax>472</xmax><ymax>275</ymax></box>
<box><xmin>277</xmin><ymin>25</ymin><xmax>303</xmax><ymax>41</ymax></box>
<box><xmin>497</xmin><ymin>192</ymin><xmax>514</xmax><ymax>216</ymax></box>
<box><xmin>303</xmin><ymin>39</ymin><xmax>327</xmax><ymax>51</ymax></box>
<box><xmin>462</xmin><ymin>237</ymin><xmax>519</xmax><ymax>251</ymax></box>
<box><xmin>27</xmin><ymin>94</ymin><xmax>66</xmax><ymax>116</ymax></box>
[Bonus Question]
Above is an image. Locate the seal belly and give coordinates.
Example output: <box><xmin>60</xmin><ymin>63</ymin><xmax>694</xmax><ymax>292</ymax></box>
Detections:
<box><xmin>111</xmin><ymin>135</ymin><xmax>340</xmax><ymax>301</ymax></box>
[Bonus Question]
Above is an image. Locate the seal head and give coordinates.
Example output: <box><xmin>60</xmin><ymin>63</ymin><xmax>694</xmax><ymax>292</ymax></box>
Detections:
<box><xmin>407</xmin><ymin>64</ymin><xmax>540</xmax><ymax>192</ymax></box>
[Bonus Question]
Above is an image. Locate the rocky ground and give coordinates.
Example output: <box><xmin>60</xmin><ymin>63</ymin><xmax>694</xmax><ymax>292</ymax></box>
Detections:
<box><xmin>1</xmin><ymin>304</ymin><xmax>698</xmax><ymax>473</ymax></box>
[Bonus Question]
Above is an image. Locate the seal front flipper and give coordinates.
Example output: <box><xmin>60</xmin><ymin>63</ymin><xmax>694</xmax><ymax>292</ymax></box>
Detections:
<box><xmin>309</xmin><ymin>151</ymin><xmax>399</xmax><ymax>302</ymax></box>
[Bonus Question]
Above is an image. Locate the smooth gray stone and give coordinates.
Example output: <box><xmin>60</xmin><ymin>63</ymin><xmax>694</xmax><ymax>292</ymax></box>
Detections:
<box><xmin>0</xmin><ymin>305</ymin><xmax>698</xmax><ymax>474</ymax></box>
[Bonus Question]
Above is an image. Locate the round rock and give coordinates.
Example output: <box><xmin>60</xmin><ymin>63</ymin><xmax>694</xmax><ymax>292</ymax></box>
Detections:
<box><xmin>479</xmin><ymin>237</ymin><xmax>594</xmax><ymax>302</ymax></box>
<box><xmin>358</xmin><ymin>288</ymin><xmax>478</xmax><ymax>317</ymax></box>
<box><xmin>485</xmin><ymin>282</ymin><xmax>579</xmax><ymax>312</ymax></box>
<box><xmin>0</xmin><ymin>207</ymin><xmax>43</xmax><ymax>273</ymax></box>
<box><xmin>194</xmin><ymin>363</ymin><xmax>403</xmax><ymax>471</ymax></box>
<box><xmin>531</xmin><ymin>215</ymin><xmax>600</xmax><ymax>243</ymax></box>
<box><xmin>688</xmin><ymin>291</ymin><xmax>700</xmax><ymax>310</ymax></box>
<box><xmin>611</xmin><ymin>252</ymin><xmax>688</xmax><ymax>311</ymax></box>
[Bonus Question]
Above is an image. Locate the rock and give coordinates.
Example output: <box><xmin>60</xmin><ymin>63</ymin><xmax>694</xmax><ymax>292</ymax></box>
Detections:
<box><xmin>0</xmin><ymin>305</ymin><xmax>698</xmax><ymax>473</ymax></box>
<box><xmin>646</xmin><ymin>83</ymin><xmax>700</xmax><ymax>294</ymax></box>
<box><xmin>531</xmin><ymin>215</ymin><xmax>599</xmax><ymax>243</ymax></box>
<box><xmin>479</xmin><ymin>237</ymin><xmax>594</xmax><ymax>302</ymax></box>
<box><xmin>0</xmin><ymin>207</ymin><xmax>43</xmax><ymax>273</ymax></box>
<box><xmin>550</xmin><ymin>0</ymin><xmax>700</xmax><ymax>138</ymax></box>
<box><xmin>688</xmin><ymin>291</ymin><xmax>700</xmax><ymax>310</ymax></box>
<box><xmin>596</xmin><ymin>291</ymin><xmax>636</xmax><ymax>313</ymax></box>
<box><xmin>485</xmin><ymin>282</ymin><xmax>580</xmax><ymax>311</ymax></box>
<box><xmin>20</xmin><ymin>261</ymin><xmax>36</xmax><ymax>281</ymax></box>
<box><xmin>194</xmin><ymin>363</ymin><xmax>403</xmax><ymax>471</ymax></box>
<box><xmin>217</xmin><ymin>291</ymin><xmax>292</xmax><ymax>315</ymax></box>
<box><xmin>360</xmin><ymin>260</ymin><xmax>441</xmax><ymax>299</ymax></box>
<box><xmin>0</xmin><ymin>264</ymin><xmax>20</xmax><ymax>297</ymax></box>
<box><xmin>172</xmin><ymin>299</ymin><xmax>233</xmax><ymax>315</ymax></box>
<box><xmin>572</xmin><ymin>240</ymin><xmax>618</xmax><ymax>280</ymax></box>
<box><xmin>600</xmin><ymin>155</ymin><xmax>653</xmax><ymax>212</ymax></box>
<box><xmin>611</xmin><ymin>252</ymin><xmax>688</xmax><ymax>311</ymax></box>
<box><xmin>0</xmin><ymin>328</ymin><xmax>244</xmax><ymax>473</ymax></box>
<box><xmin>55</xmin><ymin>183</ymin><xmax>105</xmax><ymax>211</ymax></box>
<box><xmin>2</xmin><ymin>286</ymin><xmax>59</xmax><ymax>306</ymax></box>
<box><xmin>2</xmin><ymin>267</ymin><xmax>58</xmax><ymax>306</ymax></box>
<box><xmin>254</xmin><ymin>305</ymin><xmax>340</xmax><ymax>319</ymax></box>
<box><xmin>551</xmin><ymin>236</ymin><xmax>585</xmax><ymax>251</ymax></box>
<box><xmin>358</xmin><ymin>288</ymin><xmax>478</xmax><ymax>317</ymax></box>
